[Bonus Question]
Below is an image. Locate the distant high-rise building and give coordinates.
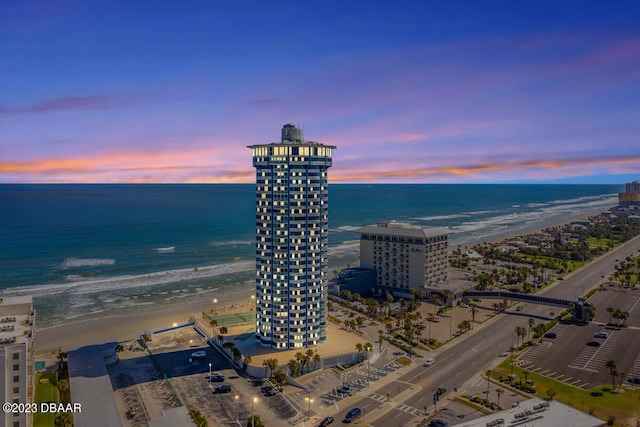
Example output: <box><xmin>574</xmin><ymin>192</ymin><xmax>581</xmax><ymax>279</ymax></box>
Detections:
<box><xmin>248</xmin><ymin>124</ymin><xmax>336</xmax><ymax>349</ymax></box>
<box><xmin>357</xmin><ymin>222</ymin><xmax>450</xmax><ymax>293</ymax></box>
<box><xmin>619</xmin><ymin>180</ymin><xmax>640</xmax><ymax>208</ymax></box>
<box><xmin>0</xmin><ymin>296</ymin><xmax>35</xmax><ymax>427</ymax></box>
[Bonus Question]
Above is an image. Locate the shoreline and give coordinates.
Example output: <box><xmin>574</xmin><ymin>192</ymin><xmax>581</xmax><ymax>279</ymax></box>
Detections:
<box><xmin>35</xmin><ymin>204</ymin><xmax>617</xmax><ymax>353</ymax></box>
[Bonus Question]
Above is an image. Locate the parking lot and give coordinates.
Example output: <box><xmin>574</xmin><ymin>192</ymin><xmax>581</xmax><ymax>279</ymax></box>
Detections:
<box><xmin>147</xmin><ymin>326</ymin><xmax>300</xmax><ymax>426</ymax></box>
<box><xmin>516</xmin><ymin>288</ymin><xmax>640</xmax><ymax>389</ymax></box>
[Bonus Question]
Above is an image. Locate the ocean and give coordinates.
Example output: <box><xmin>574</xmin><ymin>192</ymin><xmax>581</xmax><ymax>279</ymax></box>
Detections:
<box><xmin>0</xmin><ymin>184</ymin><xmax>621</xmax><ymax>327</ymax></box>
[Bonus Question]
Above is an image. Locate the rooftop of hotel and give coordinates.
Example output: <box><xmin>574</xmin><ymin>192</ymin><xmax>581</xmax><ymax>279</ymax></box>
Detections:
<box><xmin>357</xmin><ymin>221</ymin><xmax>451</xmax><ymax>238</ymax></box>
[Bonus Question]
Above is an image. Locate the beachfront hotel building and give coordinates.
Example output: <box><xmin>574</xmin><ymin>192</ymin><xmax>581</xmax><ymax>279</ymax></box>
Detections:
<box><xmin>619</xmin><ymin>180</ymin><xmax>640</xmax><ymax>208</ymax></box>
<box><xmin>248</xmin><ymin>124</ymin><xmax>336</xmax><ymax>349</ymax></box>
<box><xmin>0</xmin><ymin>296</ymin><xmax>35</xmax><ymax>427</ymax></box>
<box><xmin>357</xmin><ymin>222</ymin><xmax>450</xmax><ymax>294</ymax></box>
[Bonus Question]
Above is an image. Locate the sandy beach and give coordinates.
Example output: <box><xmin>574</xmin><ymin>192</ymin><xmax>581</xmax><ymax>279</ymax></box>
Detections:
<box><xmin>35</xmin><ymin>295</ymin><xmax>253</xmax><ymax>353</ymax></box>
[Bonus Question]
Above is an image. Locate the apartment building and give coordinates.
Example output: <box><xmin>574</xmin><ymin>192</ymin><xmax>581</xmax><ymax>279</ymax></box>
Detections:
<box><xmin>357</xmin><ymin>222</ymin><xmax>450</xmax><ymax>293</ymax></box>
<box><xmin>0</xmin><ymin>296</ymin><xmax>35</xmax><ymax>427</ymax></box>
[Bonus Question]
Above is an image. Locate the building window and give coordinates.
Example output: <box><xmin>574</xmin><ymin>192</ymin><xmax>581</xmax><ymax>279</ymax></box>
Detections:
<box><xmin>13</xmin><ymin>364</ymin><xmax>19</xmax><ymax>371</ymax></box>
<box><xmin>12</xmin><ymin>353</ymin><xmax>19</xmax><ymax>360</ymax></box>
<box><xmin>13</xmin><ymin>376</ymin><xmax>19</xmax><ymax>382</ymax></box>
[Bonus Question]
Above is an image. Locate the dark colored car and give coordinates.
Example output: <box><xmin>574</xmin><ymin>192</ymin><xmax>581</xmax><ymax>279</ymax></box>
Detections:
<box><xmin>338</xmin><ymin>383</ymin><xmax>351</xmax><ymax>394</ymax></box>
<box><xmin>587</xmin><ymin>340</ymin><xmax>601</xmax><ymax>347</ymax></box>
<box><xmin>207</xmin><ymin>374</ymin><xmax>224</xmax><ymax>382</ymax></box>
<box><xmin>628</xmin><ymin>376</ymin><xmax>640</xmax><ymax>384</ymax></box>
<box><xmin>318</xmin><ymin>416</ymin><xmax>334</xmax><ymax>427</ymax></box>
<box><xmin>544</xmin><ymin>332</ymin><xmax>557</xmax><ymax>339</ymax></box>
<box><xmin>430</xmin><ymin>419</ymin><xmax>449</xmax><ymax>427</ymax></box>
<box><xmin>214</xmin><ymin>384</ymin><xmax>232</xmax><ymax>394</ymax></box>
<box><xmin>344</xmin><ymin>408</ymin><xmax>362</xmax><ymax>422</ymax></box>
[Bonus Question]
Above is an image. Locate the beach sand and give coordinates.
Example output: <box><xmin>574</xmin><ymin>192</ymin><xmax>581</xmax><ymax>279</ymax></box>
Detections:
<box><xmin>36</xmin><ymin>295</ymin><xmax>253</xmax><ymax>353</ymax></box>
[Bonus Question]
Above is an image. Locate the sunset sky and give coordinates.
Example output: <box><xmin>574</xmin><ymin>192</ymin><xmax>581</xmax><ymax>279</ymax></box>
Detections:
<box><xmin>1</xmin><ymin>0</ymin><xmax>638</xmax><ymax>184</ymax></box>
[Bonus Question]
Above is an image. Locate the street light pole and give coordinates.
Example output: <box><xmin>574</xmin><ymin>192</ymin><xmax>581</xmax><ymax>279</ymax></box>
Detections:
<box><xmin>306</xmin><ymin>392</ymin><xmax>313</xmax><ymax>421</ymax></box>
<box><xmin>209</xmin><ymin>363</ymin><xmax>212</xmax><ymax>389</ymax></box>
<box><xmin>251</xmin><ymin>397</ymin><xmax>257</xmax><ymax>427</ymax></box>
<box><xmin>235</xmin><ymin>395</ymin><xmax>240</xmax><ymax>425</ymax></box>
<box><xmin>510</xmin><ymin>334</ymin><xmax>516</xmax><ymax>379</ymax></box>
<box><xmin>213</xmin><ymin>298</ymin><xmax>218</xmax><ymax>314</ymax></box>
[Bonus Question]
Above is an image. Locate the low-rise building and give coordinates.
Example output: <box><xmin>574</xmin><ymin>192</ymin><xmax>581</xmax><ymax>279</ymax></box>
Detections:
<box><xmin>451</xmin><ymin>398</ymin><xmax>605</xmax><ymax>427</ymax></box>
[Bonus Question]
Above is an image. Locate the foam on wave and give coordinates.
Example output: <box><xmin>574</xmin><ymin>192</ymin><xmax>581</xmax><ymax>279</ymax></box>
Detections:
<box><xmin>61</xmin><ymin>258</ymin><xmax>116</xmax><ymax>268</ymax></box>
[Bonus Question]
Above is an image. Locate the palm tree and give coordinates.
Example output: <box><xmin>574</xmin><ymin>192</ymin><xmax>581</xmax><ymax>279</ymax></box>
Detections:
<box><xmin>606</xmin><ymin>359</ymin><xmax>618</xmax><ymax>389</ymax></box>
<box><xmin>263</xmin><ymin>358</ymin><xmax>278</xmax><ymax>379</ymax></box>
<box><xmin>295</xmin><ymin>352</ymin><xmax>305</xmax><ymax>373</ymax></box>
<box><xmin>619</xmin><ymin>311</ymin><xmax>629</xmax><ymax>326</ymax></box>
<box><xmin>243</xmin><ymin>355</ymin><xmax>252</xmax><ymax>371</ymax></box>
<box><xmin>514</xmin><ymin>326</ymin><xmax>526</xmax><ymax>348</ymax></box>
<box><xmin>496</xmin><ymin>388</ymin><xmax>504</xmax><ymax>408</ymax></box>
<box><xmin>527</xmin><ymin>318</ymin><xmax>535</xmax><ymax>342</ymax></box>
<box><xmin>470</xmin><ymin>303</ymin><xmax>478</xmax><ymax>323</ymax></box>
<box><xmin>385</xmin><ymin>321</ymin><xmax>393</xmax><ymax>336</ymax></box>
<box><xmin>612</xmin><ymin>310</ymin><xmax>621</xmax><ymax>325</ymax></box>
<box><xmin>287</xmin><ymin>359</ymin><xmax>299</xmax><ymax>377</ymax></box>
<box><xmin>617</xmin><ymin>371</ymin><xmax>626</xmax><ymax>391</ymax></box>
<box><xmin>355</xmin><ymin>343</ymin><xmax>364</xmax><ymax>361</ymax></box>
<box><xmin>57</xmin><ymin>351</ymin><xmax>68</xmax><ymax>372</ymax></box>
<box><xmin>364</xmin><ymin>342</ymin><xmax>373</xmax><ymax>354</ymax></box>
<box><xmin>387</xmin><ymin>293</ymin><xmax>394</xmax><ymax>304</ymax></box>
<box><xmin>606</xmin><ymin>306</ymin><xmax>614</xmax><ymax>324</ymax></box>
<box><xmin>485</xmin><ymin>370</ymin><xmax>492</xmax><ymax>398</ymax></box>
<box><xmin>312</xmin><ymin>350</ymin><xmax>321</xmax><ymax>371</ymax></box>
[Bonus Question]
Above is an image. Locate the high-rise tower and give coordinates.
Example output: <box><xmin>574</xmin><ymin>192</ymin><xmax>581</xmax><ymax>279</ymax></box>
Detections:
<box><xmin>248</xmin><ymin>124</ymin><xmax>336</xmax><ymax>349</ymax></box>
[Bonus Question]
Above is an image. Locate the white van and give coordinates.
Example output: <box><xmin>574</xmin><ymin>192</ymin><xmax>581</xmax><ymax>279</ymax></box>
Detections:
<box><xmin>423</xmin><ymin>358</ymin><xmax>435</xmax><ymax>367</ymax></box>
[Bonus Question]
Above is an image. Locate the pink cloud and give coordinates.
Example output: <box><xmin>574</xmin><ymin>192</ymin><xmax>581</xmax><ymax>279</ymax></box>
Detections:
<box><xmin>0</xmin><ymin>96</ymin><xmax>139</xmax><ymax>114</ymax></box>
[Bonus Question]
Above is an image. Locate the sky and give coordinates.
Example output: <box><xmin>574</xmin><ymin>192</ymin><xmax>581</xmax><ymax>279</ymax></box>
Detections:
<box><xmin>1</xmin><ymin>0</ymin><xmax>639</xmax><ymax>184</ymax></box>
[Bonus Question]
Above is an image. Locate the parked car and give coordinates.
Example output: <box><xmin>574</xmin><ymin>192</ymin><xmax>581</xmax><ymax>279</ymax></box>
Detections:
<box><xmin>430</xmin><ymin>419</ymin><xmax>449</xmax><ymax>427</ymax></box>
<box><xmin>460</xmin><ymin>303</ymin><xmax>469</xmax><ymax>308</ymax></box>
<box><xmin>338</xmin><ymin>383</ymin><xmax>351</xmax><ymax>394</ymax></box>
<box><xmin>544</xmin><ymin>332</ymin><xmax>557</xmax><ymax>339</ymax></box>
<box><xmin>594</xmin><ymin>332</ymin><xmax>609</xmax><ymax>338</ymax></box>
<box><xmin>587</xmin><ymin>340</ymin><xmax>601</xmax><ymax>347</ymax></box>
<box><xmin>318</xmin><ymin>416</ymin><xmax>334</xmax><ymax>427</ymax></box>
<box><xmin>344</xmin><ymin>408</ymin><xmax>362</xmax><ymax>422</ymax></box>
<box><xmin>423</xmin><ymin>358</ymin><xmax>435</xmax><ymax>367</ymax></box>
<box><xmin>191</xmin><ymin>351</ymin><xmax>206</xmax><ymax>358</ymax></box>
<box><xmin>213</xmin><ymin>384</ymin><xmax>232</xmax><ymax>394</ymax></box>
<box><xmin>205</xmin><ymin>372</ymin><xmax>224</xmax><ymax>382</ymax></box>
<box><xmin>627</xmin><ymin>376</ymin><xmax>640</xmax><ymax>384</ymax></box>
<box><xmin>516</xmin><ymin>306</ymin><xmax>523</xmax><ymax>311</ymax></box>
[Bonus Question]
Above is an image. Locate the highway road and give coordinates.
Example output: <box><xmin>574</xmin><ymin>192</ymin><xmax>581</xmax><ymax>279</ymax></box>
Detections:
<box><xmin>331</xmin><ymin>234</ymin><xmax>640</xmax><ymax>426</ymax></box>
